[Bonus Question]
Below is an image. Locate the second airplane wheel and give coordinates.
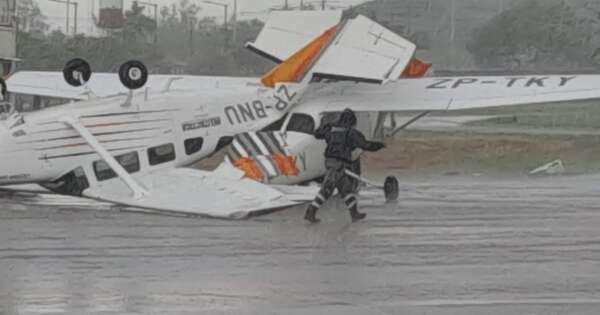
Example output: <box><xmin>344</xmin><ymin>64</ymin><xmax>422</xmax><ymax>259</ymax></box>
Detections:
<box><xmin>118</xmin><ymin>60</ymin><xmax>148</xmax><ymax>90</ymax></box>
<box><xmin>63</xmin><ymin>58</ymin><xmax>92</xmax><ymax>87</ymax></box>
<box><xmin>384</xmin><ymin>176</ymin><xmax>399</xmax><ymax>202</ymax></box>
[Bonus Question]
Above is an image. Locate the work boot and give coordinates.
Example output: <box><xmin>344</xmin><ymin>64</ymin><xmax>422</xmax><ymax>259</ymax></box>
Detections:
<box><xmin>350</xmin><ymin>209</ymin><xmax>367</xmax><ymax>222</ymax></box>
<box><xmin>304</xmin><ymin>206</ymin><xmax>321</xmax><ymax>223</ymax></box>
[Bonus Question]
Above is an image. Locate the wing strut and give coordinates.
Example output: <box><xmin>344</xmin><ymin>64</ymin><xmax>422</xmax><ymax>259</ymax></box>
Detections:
<box><xmin>59</xmin><ymin>116</ymin><xmax>149</xmax><ymax>199</ymax></box>
<box><xmin>390</xmin><ymin>111</ymin><xmax>431</xmax><ymax>137</ymax></box>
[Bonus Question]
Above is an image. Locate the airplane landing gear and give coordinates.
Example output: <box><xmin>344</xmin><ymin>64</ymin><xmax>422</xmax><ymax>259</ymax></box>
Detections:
<box><xmin>118</xmin><ymin>60</ymin><xmax>148</xmax><ymax>90</ymax></box>
<box><xmin>345</xmin><ymin>170</ymin><xmax>399</xmax><ymax>202</ymax></box>
<box><xmin>63</xmin><ymin>58</ymin><xmax>92</xmax><ymax>87</ymax></box>
<box><xmin>383</xmin><ymin>176</ymin><xmax>399</xmax><ymax>202</ymax></box>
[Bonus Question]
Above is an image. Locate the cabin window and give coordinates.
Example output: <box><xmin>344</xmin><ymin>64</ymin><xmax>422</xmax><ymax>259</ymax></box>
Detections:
<box><xmin>214</xmin><ymin>136</ymin><xmax>233</xmax><ymax>153</ymax></box>
<box><xmin>41</xmin><ymin>167</ymin><xmax>90</xmax><ymax>196</ymax></box>
<box><xmin>320</xmin><ymin>112</ymin><xmax>340</xmax><ymax>126</ymax></box>
<box><xmin>148</xmin><ymin>143</ymin><xmax>176</xmax><ymax>166</ymax></box>
<box><xmin>93</xmin><ymin>151</ymin><xmax>140</xmax><ymax>181</ymax></box>
<box><xmin>287</xmin><ymin>113</ymin><xmax>315</xmax><ymax>134</ymax></box>
<box><xmin>184</xmin><ymin>137</ymin><xmax>204</xmax><ymax>155</ymax></box>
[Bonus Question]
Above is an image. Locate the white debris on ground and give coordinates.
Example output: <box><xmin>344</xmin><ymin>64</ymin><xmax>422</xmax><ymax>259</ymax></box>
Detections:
<box><xmin>530</xmin><ymin>159</ymin><xmax>566</xmax><ymax>175</ymax></box>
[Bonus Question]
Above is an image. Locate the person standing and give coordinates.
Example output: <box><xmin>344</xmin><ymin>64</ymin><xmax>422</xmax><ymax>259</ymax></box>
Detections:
<box><xmin>305</xmin><ymin>109</ymin><xmax>385</xmax><ymax>223</ymax></box>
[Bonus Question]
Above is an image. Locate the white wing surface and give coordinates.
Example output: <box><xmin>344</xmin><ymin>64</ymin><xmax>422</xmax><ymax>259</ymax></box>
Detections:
<box><xmin>83</xmin><ymin>167</ymin><xmax>317</xmax><ymax>219</ymax></box>
<box><xmin>6</xmin><ymin>72</ymin><xmax>259</xmax><ymax>100</ymax></box>
<box><xmin>306</xmin><ymin>75</ymin><xmax>600</xmax><ymax>112</ymax></box>
<box><xmin>246</xmin><ymin>10</ymin><xmax>343</xmax><ymax>63</ymax></box>
<box><xmin>311</xmin><ymin>15</ymin><xmax>416</xmax><ymax>84</ymax></box>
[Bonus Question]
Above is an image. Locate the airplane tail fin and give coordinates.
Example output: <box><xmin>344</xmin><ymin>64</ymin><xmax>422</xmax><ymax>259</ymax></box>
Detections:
<box><xmin>248</xmin><ymin>12</ymin><xmax>418</xmax><ymax>87</ymax></box>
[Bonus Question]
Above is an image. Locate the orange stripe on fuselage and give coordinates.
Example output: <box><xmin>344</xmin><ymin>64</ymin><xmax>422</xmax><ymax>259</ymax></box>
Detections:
<box><xmin>261</xmin><ymin>25</ymin><xmax>339</xmax><ymax>88</ymax></box>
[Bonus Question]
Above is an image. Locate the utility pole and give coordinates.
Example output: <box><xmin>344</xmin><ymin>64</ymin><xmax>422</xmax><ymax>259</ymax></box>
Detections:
<box><xmin>66</xmin><ymin>0</ymin><xmax>70</xmax><ymax>34</ymax></box>
<box><xmin>450</xmin><ymin>0</ymin><xmax>456</xmax><ymax>42</ymax></box>
<box><xmin>137</xmin><ymin>1</ymin><xmax>159</xmax><ymax>43</ymax></box>
<box><xmin>203</xmin><ymin>1</ymin><xmax>229</xmax><ymax>29</ymax></box>
<box><xmin>322</xmin><ymin>0</ymin><xmax>326</xmax><ymax>10</ymax></box>
<box><xmin>73</xmin><ymin>1</ymin><xmax>77</xmax><ymax>34</ymax></box>
<box><xmin>285</xmin><ymin>0</ymin><xmax>289</xmax><ymax>10</ymax></box>
<box><xmin>189</xmin><ymin>19</ymin><xmax>194</xmax><ymax>56</ymax></box>
<box><xmin>232</xmin><ymin>0</ymin><xmax>237</xmax><ymax>43</ymax></box>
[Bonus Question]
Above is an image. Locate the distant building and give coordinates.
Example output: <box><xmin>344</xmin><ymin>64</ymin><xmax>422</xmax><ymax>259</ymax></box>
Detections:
<box><xmin>0</xmin><ymin>0</ymin><xmax>18</xmax><ymax>78</ymax></box>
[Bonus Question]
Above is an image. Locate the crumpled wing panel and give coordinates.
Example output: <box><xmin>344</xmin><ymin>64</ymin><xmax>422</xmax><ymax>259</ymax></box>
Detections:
<box><xmin>83</xmin><ymin>168</ymin><xmax>312</xmax><ymax>219</ymax></box>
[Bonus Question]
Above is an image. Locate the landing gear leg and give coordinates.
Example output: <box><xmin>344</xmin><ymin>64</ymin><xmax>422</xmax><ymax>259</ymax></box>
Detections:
<box><xmin>344</xmin><ymin>169</ymin><xmax>399</xmax><ymax>202</ymax></box>
<box><xmin>383</xmin><ymin>176</ymin><xmax>399</xmax><ymax>202</ymax></box>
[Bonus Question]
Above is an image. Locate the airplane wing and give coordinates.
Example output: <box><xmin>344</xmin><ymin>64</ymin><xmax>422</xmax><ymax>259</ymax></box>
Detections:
<box><xmin>6</xmin><ymin>72</ymin><xmax>260</xmax><ymax>100</ymax></box>
<box><xmin>305</xmin><ymin>75</ymin><xmax>600</xmax><ymax>112</ymax></box>
<box><xmin>82</xmin><ymin>166</ymin><xmax>317</xmax><ymax>219</ymax></box>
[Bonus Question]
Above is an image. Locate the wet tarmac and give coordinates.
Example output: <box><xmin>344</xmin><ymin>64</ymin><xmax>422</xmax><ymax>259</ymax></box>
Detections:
<box><xmin>1</xmin><ymin>175</ymin><xmax>600</xmax><ymax>314</ymax></box>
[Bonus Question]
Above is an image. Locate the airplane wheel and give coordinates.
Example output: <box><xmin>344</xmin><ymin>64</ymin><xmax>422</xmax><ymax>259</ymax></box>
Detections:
<box><xmin>384</xmin><ymin>176</ymin><xmax>399</xmax><ymax>202</ymax></box>
<box><xmin>63</xmin><ymin>58</ymin><xmax>92</xmax><ymax>87</ymax></box>
<box><xmin>118</xmin><ymin>60</ymin><xmax>148</xmax><ymax>90</ymax></box>
<box><xmin>0</xmin><ymin>78</ymin><xmax>6</xmax><ymax>100</ymax></box>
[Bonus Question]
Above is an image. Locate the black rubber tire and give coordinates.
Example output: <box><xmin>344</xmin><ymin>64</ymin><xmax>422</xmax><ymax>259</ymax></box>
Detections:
<box><xmin>0</xmin><ymin>78</ymin><xmax>6</xmax><ymax>100</ymax></box>
<box><xmin>63</xmin><ymin>58</ymin><xmax>92</xmax><ymax>87</ymax></box>
<box><xmin>118</xmin><ymin>60</ymin><xmax>148</xmax><ymax>90</ymax></box>
<box><xmin>384</xmin><ymin>176</ymin><xmax>399</xmax><ymax>202</ymax></box>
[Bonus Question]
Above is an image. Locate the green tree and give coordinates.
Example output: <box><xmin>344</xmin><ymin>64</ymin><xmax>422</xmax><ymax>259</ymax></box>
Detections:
<box><xmin>16</xmin><ymin>0</ymin><xmax>48</xmax><ymax>34</ymax></box>
<box><xmin>16</xmin><ymin>0</ymin><xmax>272</xmax><ymax>76</ymax></box>
<box><xmin>467</xmin><ymin>0</ymin><xmax>595</xmax><ymax>70</ymax></box>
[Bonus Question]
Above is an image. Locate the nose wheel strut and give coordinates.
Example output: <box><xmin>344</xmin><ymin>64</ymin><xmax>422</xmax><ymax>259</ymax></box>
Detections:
<box><xmin>345</xmin><ymin>170</ymin><xmax>399</xmax><ymax>202</ymax></box>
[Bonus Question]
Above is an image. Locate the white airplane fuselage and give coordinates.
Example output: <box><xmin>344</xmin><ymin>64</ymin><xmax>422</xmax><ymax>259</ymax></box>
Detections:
<box><xmin>0</xmin><ymin>83</ymin><xmax>371</xmax><ymax>192</ymax></box>
<box><xmin>0</xmin><ymin>87</ymin><xmax>282</xmax><ymax>185</ymax></box>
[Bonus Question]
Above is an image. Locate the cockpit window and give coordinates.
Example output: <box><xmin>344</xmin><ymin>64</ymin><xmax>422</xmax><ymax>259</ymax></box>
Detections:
<box><xmin>94</xmin><ymin>151</ymin><xmax>140</xmax><ymax>181</ymax></box>
<box><xmin>184</xmin><ymin>137</ymin><xmax>204</xmax><ymax>155</ymax></box>
<box><xmin>320</xmin><ymin>112</ymin><xmax>340</xmax><ymax>126</ymax></box>
<box><xmin>287</xmin><ymin>113</ymin><xmax>315</xmax><ymax>134</ymax></box>
<box><xmin>0</xmin><ymin>103</ymin><xmax>11</xmax><ymax>114</ymax></box>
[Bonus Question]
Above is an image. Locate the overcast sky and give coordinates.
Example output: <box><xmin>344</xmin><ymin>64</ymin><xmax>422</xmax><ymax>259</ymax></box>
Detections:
<box><xmin>37</xmin><ymin>0</ymin><xmax>368</xmax><ymax>34</ymax></box>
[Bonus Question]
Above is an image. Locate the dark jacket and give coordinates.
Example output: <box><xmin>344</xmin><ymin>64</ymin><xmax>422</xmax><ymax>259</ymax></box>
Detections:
<box><xmin>314</xmin><ymin>112</ymin><xmax>384</xmax><ymax>163</ymax></box>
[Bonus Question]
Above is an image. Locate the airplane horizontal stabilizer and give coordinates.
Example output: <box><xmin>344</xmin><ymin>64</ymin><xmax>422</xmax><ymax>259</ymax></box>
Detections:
<box><xmin>258</xmin><ymin>13</ymin><xmax>417</xmax><ymax>87</ymax></box>
<box><xmin>246</xmin><ymin>10</ymin><xmax>343</xmax><ymax>63</ymax></box>
<box><xmin>310</xmin><ymin>15</ymin><xmax>416</xmax><ymax>84</ymax></box>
